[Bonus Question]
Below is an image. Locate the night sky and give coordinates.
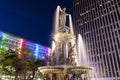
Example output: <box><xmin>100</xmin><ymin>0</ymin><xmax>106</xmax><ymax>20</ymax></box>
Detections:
<box><xmin>0</xmin><ymin>0</ymin><xmax>73</xmax><ymax>47</ymax></box>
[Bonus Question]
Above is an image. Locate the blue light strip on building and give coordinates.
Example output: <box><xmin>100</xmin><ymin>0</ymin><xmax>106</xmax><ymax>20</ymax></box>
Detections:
<box><xmin>34</xmin><ymin>44</ymin><xmax>39</xmax><ymax>61</ymax></box>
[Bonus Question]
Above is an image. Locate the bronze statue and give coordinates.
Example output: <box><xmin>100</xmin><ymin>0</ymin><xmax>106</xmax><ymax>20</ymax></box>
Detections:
<box><xmin>59</xmin><ymin>8</ymin><xmax>68</xmax><ymax>27</ymax></box>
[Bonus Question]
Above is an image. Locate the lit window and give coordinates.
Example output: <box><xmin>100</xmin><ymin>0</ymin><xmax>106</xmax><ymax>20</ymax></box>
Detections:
<box><xmin>86</xmin><ymin>11</ymin><xmax>88</xmax><ymax>13</ymax></box>
<box><xmin>107</xmin><ymin>1</ymin><xmax>110</xmax><ymax>3</ymax></box>
<box><xmin>100</xmin><ymin>4</ymin><xmax>102</xmax><ymax>7</ymax></box>
<box><xmin>92</xmin><ymin>8</ymin><xmax>95</xmax><ymax>10</ymax></box>
<box><xmin>75</xmin><ymin>2</ymin><xmax>79</xmax><ymax>6</ymax></box>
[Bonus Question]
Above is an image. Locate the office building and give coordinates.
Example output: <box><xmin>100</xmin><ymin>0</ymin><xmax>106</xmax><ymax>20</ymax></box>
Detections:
<box><xmin>73</xmin><ymin>0</ymin><xmax>120</xmax><ymax>79</ymax></box>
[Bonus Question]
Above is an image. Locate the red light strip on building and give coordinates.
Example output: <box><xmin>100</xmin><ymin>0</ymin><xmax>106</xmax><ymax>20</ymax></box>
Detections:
<box><xmin>19</xmin><ymin>39</ymin><xmax>23</xmax><ymax>59</ymax></box>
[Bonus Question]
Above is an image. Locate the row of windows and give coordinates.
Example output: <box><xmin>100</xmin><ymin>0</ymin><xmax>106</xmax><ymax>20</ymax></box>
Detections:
<box><xmin>81</xmin><ymin>25</ymin><xmax>120</xmax><ymax>41</ymax></box>
<box><xmin>4</xmin><ymin>44</ymin><xmax>19</xmax><ymax>50</ymax></box>
<box><xmin>75</xmin><ymin>0</ymin><xmax>120</xmax><ymax>24</ymax></box>
<box><xmin>74</xmin><ymin>1</ymin><xmax>120</xmax><ymax>22</ymax></box>
<box><xmin>82</xmin><ymin>3</ymin><xmax>117</xmax><ymax>17</ymax></box>
<box><xmin>5</xmin><ymin>39</ymin><xmax>21</xmax><ymax>47</ymax></box>
<box><xmin>85</xmin><ymin>30</ymin><xmax>120</xmax><ymax>42</ymax></box>
<box><xmin>85</xmin><ymin>30</ymin><xmax>120</xmax><ymax>51</ymax></box>
<box><xmin>80</xmin><ymin>18</ymin><xmax>119</xmax><ymax>33</ymax></box>
<box><xmin>75</xmin><ymin>0</ymin><xmax>120</xmax><ymax>13</ymax></box>
<box><xmin>78</xmin><ymin>10</ymin><xmax>120</xmax><ymax>28</ymax></box>
<box><xmin>79</xmin><ymin>23</ymin><xmax>120</xmax><ymax>39</ymax></box>
<box><xmin>88</xmin><ymin>40</ymin><xmax>120</xmax><ymax>54</ymax></box>
<box><xmin>0</xmin><ymin>38</ymin><xmax>49</xmax><ymax>53</ymax></box>
<box><xmin>88</xmin><ymin>40</ymin><xmax>119</xmax><ymax>53</ymax></box>
<box><xmin>89</xmin><ymin>51</ymin><xmax>120</xmax><ymax>77</ymax></box>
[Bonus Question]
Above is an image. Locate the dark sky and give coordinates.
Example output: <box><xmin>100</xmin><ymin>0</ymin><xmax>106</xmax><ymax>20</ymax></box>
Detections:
<box><xmin>0</xmin><ymin>0</ymin><xmax>73</xmax><ymax>47</ymax></box>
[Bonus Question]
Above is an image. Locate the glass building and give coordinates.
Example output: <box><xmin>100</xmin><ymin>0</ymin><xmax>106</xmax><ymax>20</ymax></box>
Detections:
<box><xmin>0</xmin><ymin>31</ymin><xmax>51</xmax><ymax>63</ymax></box>
<box><xmin>73</xmin><ymin>0</ymin><xmax>120</xmax><ymax>79</ymax></box>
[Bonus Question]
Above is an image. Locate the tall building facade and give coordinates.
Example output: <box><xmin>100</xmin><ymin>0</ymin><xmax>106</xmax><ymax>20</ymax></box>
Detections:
<box><xmin>0</xmin><ymin>31</ymin><xmax>51</xmax><ymax>62</ymax></box>
<box><xmin>73</xmin><ymin>0</ymin><xmax>120</xmax><ymax>79</ymax></box>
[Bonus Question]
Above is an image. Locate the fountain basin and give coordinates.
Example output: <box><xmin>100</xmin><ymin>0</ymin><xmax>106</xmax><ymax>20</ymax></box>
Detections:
<box><xmin>38</xmin><ymin>66</ymin><xmax>93</xmax><ymax>80</ymax></box>
<box><xmin>39</xmin><ymin>66</ymin><xmax>92</xmax><ymax>74</ymax></box>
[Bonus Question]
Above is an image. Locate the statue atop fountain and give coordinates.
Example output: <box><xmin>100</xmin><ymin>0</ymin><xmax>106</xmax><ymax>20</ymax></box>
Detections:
<box><xmin>59</xmin><ymin>8</ymin><xmax>68</xmax><ymax>27</ymax></box>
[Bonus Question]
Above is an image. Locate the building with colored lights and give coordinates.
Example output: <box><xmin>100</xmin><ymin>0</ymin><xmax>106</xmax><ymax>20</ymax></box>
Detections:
<box><xmin>73</xmin><ymin>0</ymin><xmax>120</xmax><ymax>80</ymax></box>
<box><xmin>0</xmin><ymin>31</ymin><xmax>51</xmax><ymax>62</ymax></box>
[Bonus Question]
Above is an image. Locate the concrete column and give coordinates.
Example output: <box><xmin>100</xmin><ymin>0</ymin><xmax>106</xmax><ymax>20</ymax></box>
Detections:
<box><xmin>50</xmin><ymin>74</ymin><xmax>52</xmax><ymax>80</ymax></box>
<box><xmin>81</xmin><ymin>74</ymin><xmax>85</xmax><ymax>80</ymax></box>
<box><xmin>86</xmin><ymin>73</ymin><xmax>89</xmax><ymax>80</ymax></box>
<box><xmin>57</xmin><ymin>73</ymin><xmax>62</xmax><ymax>80</ymax></box>
<box><xmin>58</xmin><ymin>74</ymin><xmax>60</xmax><ymax>80</ymax></box>
<box><xmin>78</xmin><ymin>74</ymin><xmax>82</xmax><ymax>80</ymax></box>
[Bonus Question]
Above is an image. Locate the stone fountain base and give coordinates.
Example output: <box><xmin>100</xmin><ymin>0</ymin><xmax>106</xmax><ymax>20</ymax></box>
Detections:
<box><xmin>38</xmin><ymin>66</ymin><xmax>93</xmax><ymax>80</ymax></box>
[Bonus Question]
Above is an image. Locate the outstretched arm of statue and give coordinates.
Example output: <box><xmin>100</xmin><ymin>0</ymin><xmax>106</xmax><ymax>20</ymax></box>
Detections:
<box><xmin>59</xmin><ymin>7</ymin><xmax>68</xmax><ymax>16</ymax></box>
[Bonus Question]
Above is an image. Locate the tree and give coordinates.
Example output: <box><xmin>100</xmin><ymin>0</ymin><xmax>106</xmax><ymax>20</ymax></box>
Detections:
<box><xmin>20</xmin><ymin>46</ymin><xmax>46</xmax><ymax>79</ymax></box>
<box><xmin>0</xmin><ymin>39</ymin><xmax>21</xmax><ymax>79</ymax></box>
<box><xmin>0</xmin><ymin>41</ymin><xmax>46</xmax><ymax>80</ymax></box>
<box><xmin>0</xmin><ymin>48</ymin><xmax>33</xmax><ymax>79</ymax></box>
<box><xmin>0</xmin><ymin>49</ymin><xmax>21</xmax><ymax>79</ymax></box>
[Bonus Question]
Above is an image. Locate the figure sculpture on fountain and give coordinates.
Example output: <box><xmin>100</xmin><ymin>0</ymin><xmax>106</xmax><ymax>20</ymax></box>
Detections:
<box><xmin>59</xmin><ymin>8</ymin><xmax>68</xmax><ymax>27</ymax></box>
<box><xmin>58</xmin><ymin>7</ymin><xmax>70</xmax><ymax>33</ymax></box>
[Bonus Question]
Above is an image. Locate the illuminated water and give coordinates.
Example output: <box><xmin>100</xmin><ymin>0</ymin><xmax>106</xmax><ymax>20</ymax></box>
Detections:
<box><xmin>54</xmin><ymin>5</ymin><xmax>60</xmax><ymax>33</ymax></box>
<box><xmin>69</xmin><ymin>15</ymin><xmax>74</xmax><ymax>35</ymax></box>
<box><xmin>77</xmin><ymin>34</ymin><xmax>88</xmax><ymax>66</ymax></box>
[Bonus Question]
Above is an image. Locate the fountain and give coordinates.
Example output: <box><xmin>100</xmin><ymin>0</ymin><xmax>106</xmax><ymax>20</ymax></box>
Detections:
<box><xmin>34</xmin><ymin>6</ymin><xmax>93</xmax><ymax>80</ymax></box>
